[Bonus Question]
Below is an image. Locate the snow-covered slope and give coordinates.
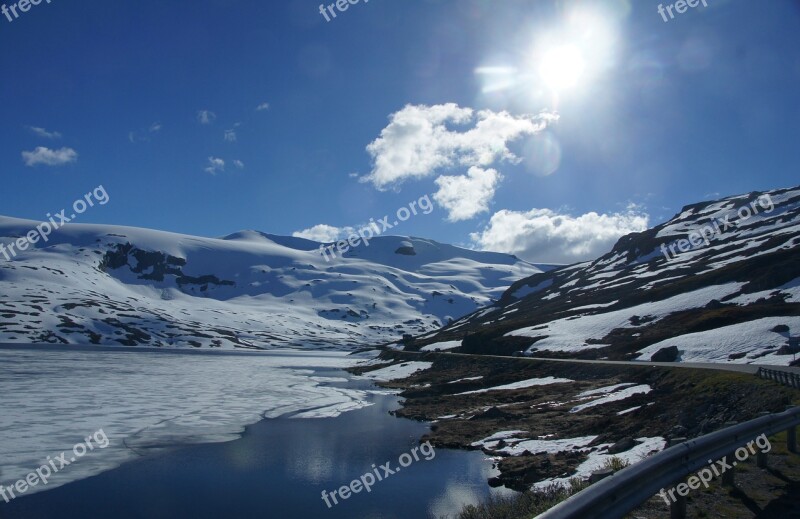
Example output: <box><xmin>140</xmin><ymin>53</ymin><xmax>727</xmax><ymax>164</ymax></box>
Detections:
<box><xmin>0</xmin><ymin>219</ymin><xmax>539</xmax><ymax>349</ymax></box>
<box><xmin>413</xmin><ymin>186</ymin><xmax>800</xmax><ymax>365</ymax></box>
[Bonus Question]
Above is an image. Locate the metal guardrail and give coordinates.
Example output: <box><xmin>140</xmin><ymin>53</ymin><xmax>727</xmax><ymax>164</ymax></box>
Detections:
<box><xmin>536</xmin><ymin>406</ymin><xmax>800</xmax><ymax>519</ymax></box>
<box><xmin>757</xmin><ymin>367</ymin><xmax>800</xmax><ymax>389</ymax></box>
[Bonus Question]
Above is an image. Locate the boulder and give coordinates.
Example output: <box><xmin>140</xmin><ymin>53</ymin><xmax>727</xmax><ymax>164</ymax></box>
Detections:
<box><xmin>651</xmin><ymin>346</ymin><xmax>680</xmax><ymax>362</ymax></box>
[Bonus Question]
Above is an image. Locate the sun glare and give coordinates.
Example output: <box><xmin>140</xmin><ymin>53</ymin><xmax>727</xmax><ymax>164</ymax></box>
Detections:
<box><xmin>476</xmin><ymin>6</ymin><xmax>619</xmax><ymax>101</ymax></box>
<box><xmin>539</xmin><ymin>44</ymin><xmax>586</xmax><ymax>91</ymax></box>
<box><xmin>533</xmin><ymin>8</ymin><xmax>616</xmax><ymax>95</ymax></box>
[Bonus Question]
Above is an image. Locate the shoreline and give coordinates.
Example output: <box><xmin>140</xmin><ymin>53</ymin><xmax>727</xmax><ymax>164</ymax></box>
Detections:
<box><xmin>354</xmin><ymin>350</ymin><xmax>800</xmax><ymax>492</ymax></box>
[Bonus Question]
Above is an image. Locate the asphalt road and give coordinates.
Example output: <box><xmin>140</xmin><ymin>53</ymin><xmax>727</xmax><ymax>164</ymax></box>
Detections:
<box><xmin>432</xmin><ymin>351</ymin><xmax>800</xmax><ymax>375</ymax></box>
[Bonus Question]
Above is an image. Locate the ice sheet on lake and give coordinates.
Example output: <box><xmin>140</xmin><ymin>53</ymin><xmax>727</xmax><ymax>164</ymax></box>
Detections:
<box><xmin>0</xmin><ymin>348</ymin><xmax>369</xmax><ymax>495</ymax></box>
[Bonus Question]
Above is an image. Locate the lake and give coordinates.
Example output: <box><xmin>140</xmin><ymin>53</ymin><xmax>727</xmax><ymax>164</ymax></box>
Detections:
<box><xmin>0</xmin><ymin>346</ymin><xmax>513</xmax><ymax>518</ymax></box>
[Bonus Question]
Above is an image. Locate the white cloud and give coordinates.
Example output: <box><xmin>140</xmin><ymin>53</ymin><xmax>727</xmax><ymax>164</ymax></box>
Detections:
<box><xmin>233</xmin><ymin>159</ymin><xmax>245</xmax><ymax>169</ymax></box>
<box><xmin>22</xmin><ymin>146</ymin><xmax>78</xmax><ymax>167</ymax></box>
<box><xmin>224</xmin><ymin>129</ymin><xmax>237</xmax><ymax>142</ymax></box>
<box><xmin>256</xmin><ymin>102</ymin><xmax>270</xmax><ymax>111</ymax></box>
<box><xmin>197</xmin><ymin>110</ymin><xmax>216</xmax><ymax>124</ymax></box>
<box><xmin>434</xmin><ymin>166</ymin><xmax>502</xmax><ymax>221</ymax></box>
<box><xmin>27</xmin><ymin>126</ymin><xmax>61</xmax><ymax>139</ymax></box>
<box><xmin>149</xmin><ymin>122</ymin><xmax>162</xmax><ymax>133</ymax></box>
<box><xmin>292</xmin><ymin>224</ymin><xmax>355</xmax><ymax>243</ymax></box>
<box><xmin>204</xmin><ymin>157</ymin><xmax>225</xmax><ymax>175</ymax></box>
<box><xmin>470</xmin><ymin>206</ymin><xmax>650</xmax><ymax>264</ymax></box>
<box><xmin>362</xmin><ymin>103</ymin><xmax>557</xmax><ymax>190</ymax></box>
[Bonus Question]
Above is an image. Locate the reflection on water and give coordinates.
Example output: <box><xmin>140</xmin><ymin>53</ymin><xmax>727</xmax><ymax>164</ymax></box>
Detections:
<box><xmin>2</xmin><ymin>367</ymin><xmax>515</xmax><ymax>519</ymax></box>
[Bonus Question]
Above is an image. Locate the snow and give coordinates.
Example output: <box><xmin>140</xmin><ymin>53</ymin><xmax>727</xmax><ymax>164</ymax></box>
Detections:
<box><xmin>506</xmin><ymin>283</ymin><xmax>745</xmax><ymax>353</ymax></box>
<box><xmin>420</xmin><ymin>340</ymin><xmax>462</xmax><ymax>352</ymax></box>
<box><xmin>726</xmin><ymin>277</ymin><xmax>800</xmax><ymax>305</ymax></box>
<box><xmin>0</xmin><ymin>347</ymin><xmax>371</xmax><ymax>496</ymax></box>
<box><xmin>360</xmin><ymin>361</ymin><xmax>433</xmax><ymax>381</ymax></box>
<box><xmin>635</xmin><ymin>317</ymin><xmax>800</xmax><ymax>364</ymax></box>
<box><xmin>511</xmin><ymin>278</ymin><xmax>553</xmax><ymax>299</ymax></box>
<box><xmin>532</xmin><ymin>437</ymin><xmax>666</xmax><ymax>490</ymax></box>
<box><xmin>448</xmin><ymin>376</ymin><xmax>484</xmax><ymax>384</ymax></box>
<box><xmin>498</xmin><ymin>436</ymin><xmax>598</xmax><ymax>456</ymax></box>
<box><xmin>570</xmin><ymin>385</ymin><xmax>652</xmax><ymax>413</ymax></box>
<box><xmin>577</xmin><ymin>383</ymin><xmax>637</xmax><ymax>398</ymax></box>
<box><xmin>356</xmin><ymin>355</ymin><xmax>394</xmax><ymax>367</ymax></box>
<box><xmin>570</xmin><ymin>301</ymin><xmax>619</xmax><ymax>312</ymax></box>
<box><xmin>470</xmin><ymin>430</ymin><xmax>528</xmax><ymax>448</ymax></box>
<box><xmin>0</xmin><ymin>217</ymin><xmax>540</xmax><ymax>350</ymax></box>
<box><xmin>455</xmin><ymin>376</ymin><xmax>574</xmax><ymax>395</ymax></box>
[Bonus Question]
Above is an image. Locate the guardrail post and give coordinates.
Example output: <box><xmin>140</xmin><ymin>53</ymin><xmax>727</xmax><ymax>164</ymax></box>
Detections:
<box><xmin>757</xmin><ymin>448</ymin><xmax>769</xmax><ymax>468</ymax></box>
<box><xmin>787</xmin><ymin>406</ymin><xmax>798</xmax><ymax>454</ymax></box>
<box><xmin>721</xmin><ymin>460</ymin><xmax>735</xmax><ymax>485</ymax></box>
<box><xmin>756</xmin><ymin>412</ymin><xmax>770</xmax><ymax>468</ymax></box>
<box><xmin>667</xmin><ymin>437</ymin><xmax>687</xmax><ymax>519</ymax></box>
<box><xmin>721</xmin><ymin>423</ymin><xmax>737</xmax><ymax>486</ymax></box>
<box><xmin>670</xmin><ymin>489</ymin><xmax>687</xmax><ymax>519</ymax></box>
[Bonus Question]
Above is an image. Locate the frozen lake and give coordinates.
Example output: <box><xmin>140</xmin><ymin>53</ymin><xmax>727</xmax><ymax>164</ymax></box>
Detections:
<box><xmin>0</xmin><ymin>346</ymin><xmax>511</xmax><ymax>518</ymax></box>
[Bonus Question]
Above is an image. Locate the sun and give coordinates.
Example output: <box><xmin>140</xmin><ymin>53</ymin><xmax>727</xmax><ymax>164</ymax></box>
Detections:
<box><xmin>539</xmin><ymin>44</ymin><xmax>586</xmax><ymax>91</ymax></box>
<box><xmin>475</xmin><ymin>6</ymin><xmax>619</xmax><ymax>101</ymax></box>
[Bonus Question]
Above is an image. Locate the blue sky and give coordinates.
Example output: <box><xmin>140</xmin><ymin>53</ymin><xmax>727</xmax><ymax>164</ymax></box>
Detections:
<box><xmin>1</xmin><ymin>0</ymin><xmax>799</xmax><ymax>263</ymax></box>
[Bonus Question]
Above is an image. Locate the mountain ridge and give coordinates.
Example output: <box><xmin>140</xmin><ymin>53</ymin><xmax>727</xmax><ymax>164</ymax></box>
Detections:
<box><xmin>0</xmin><ymin>217</ymin><xmax>540</xmax><ymax>350</ymax></box>
<box><xmin>409</xmin><ymin>186</ymin><xmax>800</xmax><ymax>365</ymax></box>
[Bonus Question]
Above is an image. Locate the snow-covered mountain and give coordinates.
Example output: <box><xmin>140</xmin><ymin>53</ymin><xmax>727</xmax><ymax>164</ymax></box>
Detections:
<box><xmin>413</xmin><ymin>186</ymin><xmax>800</xmax><ymax>365</ymax></box>
<box><xmin>0</xmin><ymin>218</ymin><xmax>540</xmax><ymax>349</ymax></box>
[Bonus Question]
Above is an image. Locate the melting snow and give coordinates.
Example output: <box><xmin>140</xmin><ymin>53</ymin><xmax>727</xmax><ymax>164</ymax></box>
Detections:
<box><xmin>420</xmin><ymin>340</ymin><xmax>462</xmax><ymax>352</ymax></box>
<box><xmin>532</xmin><ymin>437</ymin><xmax>666</xmax><ymax>490</ymax></box>
<box><xmin>455</xmin><ymin>376</ymin><xmax>574</xmax><ymax>395</ymax></box>
<box><xmin>361</xmin><ymin>361</ymin><xmax>433</xmax><ymax>381</ymax></box>
<box><xmin>570</xmin><ymin>385</ymin><xmax>652</xmax><ymax>413</ymax></box>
